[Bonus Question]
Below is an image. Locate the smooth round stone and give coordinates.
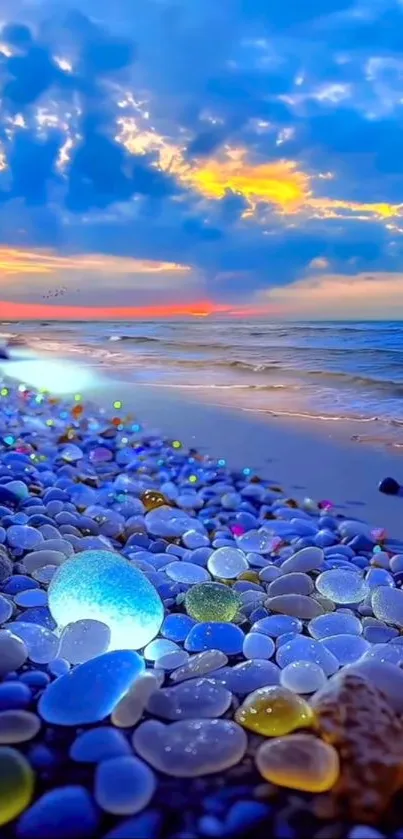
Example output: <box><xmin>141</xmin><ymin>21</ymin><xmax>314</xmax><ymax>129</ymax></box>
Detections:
<box><xmin>280</xmin><ymin>661</ymin><xmax>327</xmax><ymax>694</ymax></box>
<box><xmin>360</xmin><ymin>643</ymin><xmax>403</xmax><ymax>666</ymax></box>
<box><xmin>243</xmin><ymin>632</ymin><xmax>275</xmax><ymax>660</ymax></box>
<box><xmin>16</xmin><ymin>786</ymin><xmax>100</xmax><ymax>839</ymax></box>
<box><xmin>265</xmin><ymin>594</ymin><xmax>324</xmax><ymax>620</ymax></box>
<box><xmin>339</xmin><ymin>520</ymin><xmax>373</xmax><ymax>540</ymax></box>
<box><xmin>207</xmin><ymin>547</ymin><xmax>248</xmax><ymax>579</ymax></box>
<box><xmin>235</xmin><ymin>685</ymin><xmax>314</xmax><ymax>736</ymax></box>
<box><xmin>48</xmin><ymin>550</ymin><xmax>163</xmax><ymax>651</ymax></box>
<box><xmin>23</xmin><ymin>550</ymin><xmax>66</xmax><ymax>574</ymax></box>
<box><xmin>145</xmin><ymin>507</ymin><xmax>202</xmax><ymax>538</ymax></box>
<box><xmin>61</xmin><ymin>444</ymin><xmax>84</xmax><ymax>462</ymax></box>
<box><xmin>236</xmin><ymin>530</ymin><xmax>273</xmax><ymax>554</ymax></box>
<box><xmin>253</xmin><ymin>615</ymin><xmax>302</xmax><ymax>637</ymax></box>
<box><xmin>155</xmin><ymin>650</ymin><xmax>189</xmax><ymax>670</ymax></box>
<box><xmin>0</xmin><ymin>747</ymin><xmax>34</xmax><ymax>826</ymax></box>
<box><xmin>133</xmin><ymin>719</ymin><xmax>247</xmax><ymax>777</ymax></box>
<box><xmin>0</xmin><ymin>594</ymin><xmax>13</xmax><ymax>624</ymax></box>
<box><xmin>185</xmin><ymin>583</ymin><xmax>240</xmax><ymax>624</ymax></box>
<box><xmin>14</xmin><ymin>588</ymin><xmax>47</xmax><ymax>608</ymax></box>
<box><xmin>280</xmin><ymin>547</ymin><xmax>324</xmax><ymax>574</ymax></box>
<box><xmin>308</xmin><ymin>612</ymin><xmax>363</xmax><ymax>639</ymax></box>
<box><xmin>276</xmin><ymin>637</ymin><xmax>339</xmax><ymax>676</ymax></box>
<box><xmin>390</xmin><ymin>555</ymin><xmax>403</xmax><ymax>573</ymax></box>
<box><xmin>144</xmin><ymin>639</ymin><xmax>179</xmax><ymax>661</ymax></box>
<box><xmin>95</xmin><ymin>755</ymin><xmax>156</xmax><ymax>815</ymax></box>
<box><xmin>211</xmin><ymin>660</ymin><xmax>280</xmax><ymax>695</ymax></box>
<box><xmin>372</xmin><ymin>586</ymin><xmax>403</xmax><ymax>628</ymax></box>
<box><xmin>49</xmin><ymin>658</ymin><xmax>70</xmax><ymax>677</ymax></box>
<box><xmin>258</xmin><ymin>567</ymin><xmax>282</xmax><ymax>583</ymax></box>
<box><xmin>0</xmin><ymin>630</ymin><xmax>27</xmax><ymax>675</ymax></box>
<box><xmin>365</xmin><ymin>568</ymin><xmax>394</xmax><ymax>589</ymax></box>
<box><xmin>147</xmin><ymin>677</ymin><xmax>232</xmax><ymax>720</ymax></box>
<box><xmin>0</xmin><ymin>682</ymin><xmax>31</xmax><ymax>711</ymax></box>
<box><xmin>268</xmin><ymin>573</ymin><xmax>314</xmax><ymax>597</ymax></box>
<box><xmin>111</xmin><ymin>672</ymin><xmax>162</xmax><ymax>728</ymax></box>
<box><xmin>185</xmin><ymin>622</ymin><xmax>244</xmax><ymax>655</ymax></box>
<box><xmin>316</xmin><ymin>570</ymin><xmax>368</xmax><ymax>604</ymax></box>
<box><xmin>7</xmin><ymin>526</ymin><xmax>43</xmax><ymax>551</ymax></box>
<box><xmin>164</xmin><ymin>561</ymin><xmax>210</xmax><ymax>584</ymax></box>
<box><xmin>70</xmin><ymin>727</ymin><xmax>131</xmax><ymax>763</ymax></box>
<box><xmin>182</xmin><ymin>531</ymin><xmax>209</xmax><ymax>549</ymax></box>
<box><xmin>0</xmin><ymin>710</ymin><xmax>40</xmax><ymax>744</ymax></box>
<box><xmin>59</xmin><ymin>620</ymin><xmax>111</xmax><ymax>665</ymax></box>
<box><xmin>161</xmin><ymin>613</ymin><xmax>196</xmax><ymax>642</ymax></box>
<box><xmin>171</xmin><ymin>650</ymin><xmax>228</xmax><ymax>683</ymax></box>
<box><xmin>8</xmin><ymin>622</ymin><xmax>58</xmax><ymax>665</ymax></box>
<box><xmin>32</xmin><ymin>566</ymin><xmax>58</xmax><ymax>584</ymax></box>
<box><xmin>256</xmin><ymin>733</ymin><xmax>339</xmax><ymax>792</ymax></box>
<box><xmin>320</xmin><ymin>634</ymin><xmax>370</xmax><ymax>665</ymax></box>
<box><xmin>39</xmin><ymin>650</ymin><xmax>144</xmax><ymax>726</ymax></box>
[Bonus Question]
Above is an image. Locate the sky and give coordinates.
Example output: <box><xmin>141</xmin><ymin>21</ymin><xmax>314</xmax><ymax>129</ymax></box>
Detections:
<box><xmin>1</xmin><ymin>0</ymin><xmax>403</xmax><ymax>319</ymax></box>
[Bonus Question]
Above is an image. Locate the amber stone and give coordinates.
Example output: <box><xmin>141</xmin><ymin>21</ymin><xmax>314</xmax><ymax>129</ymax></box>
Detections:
<box><xmin>141</xmin><ymin>490</ymin><xmax>169</xmax><ymax>511</ymax></box>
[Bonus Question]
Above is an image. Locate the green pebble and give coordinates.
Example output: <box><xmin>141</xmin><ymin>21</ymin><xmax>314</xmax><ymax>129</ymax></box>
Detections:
<box><xmin>185</xmin><ymin>583</ymin><xmax>241</xmax><ymax>623</ymax></box>
<box><xmin>0</xmin><ymin>747</ymin><xmax>35</xmax><ymax>826</ymax></box>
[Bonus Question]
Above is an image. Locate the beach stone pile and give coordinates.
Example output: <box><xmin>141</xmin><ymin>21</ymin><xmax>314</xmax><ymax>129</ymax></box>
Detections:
<box><xmin>0</xmin><ymin>383</ymin><xmax>403</xmax><ymax>837</ymax></box>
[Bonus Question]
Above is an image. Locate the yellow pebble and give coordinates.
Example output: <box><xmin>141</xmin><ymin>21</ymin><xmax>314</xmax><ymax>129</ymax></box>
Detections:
<box><xmin>256</xmin><ymin>732</ymin><xmax>340</xmax><ymax>793</ymax></box>
<box><xmin>140</xmin><ymin>490</ymin><xmax>169</xmax><ymax>511</ymax></box>
<box><xmin>238</xmin><ymin>571</ymin><xmax>260</xmax><ymax>583</ymax></box>
<box><xmin>0</xmin><ymin>747</ymin><xmax>34</xmax><ymax>826</ymax></box>
<box><xmin>235</xmin><ymin>686</ymin><xmax>315</xmax><ymax>737</ymax></box>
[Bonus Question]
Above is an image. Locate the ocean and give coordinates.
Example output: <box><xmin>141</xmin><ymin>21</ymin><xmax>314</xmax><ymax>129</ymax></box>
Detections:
<box><xmin>1</xmin><ymin>319</ymin><xmax>403</xmax><ymax>445</ymax></box>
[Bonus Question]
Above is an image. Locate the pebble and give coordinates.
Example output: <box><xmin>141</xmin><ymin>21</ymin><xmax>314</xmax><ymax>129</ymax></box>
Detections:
<box><xmin>0</xmin><ymin>594</ymin><xmax>13</xmax><ymax>623</ymax></box>
<box><xmin>161</xmin><ymin>613</ymin><xmax>196</xmax><ymax>641</ymax></box>
<box><xmin>235</xmin><ymin>685</ymin><xmax>314</xmax><ymax>736</ymax></box>
<box><xmin>16</xmin><ymin>786</ymin><xmax>100</xmax><ymax>838</ymax></box>
<box><xmin>95</xmin><ymin>756</ymin><xmax>156</xmax><ymax>815</ymax></box>
<box><xmin>346</xmin><ymin>659</ymin><xmax>403</xmax><ymax>713</ymax></box>
<box><xmin>276</xmin><ymin>636</ymin><xmax>339</xmax><ymax>676</ymax></box>
<box><xmin>0</xmin><ymin>630</ymin><xmax>27</xmax><ymax>675</ymax></box>
<box><xmin>207</xmin><ymin>547</ymin><xmax>248</xmax><ymax>579</ymax></box>
<box><xmin>70</xmin><ymin>727</ymin><xmax>132</xmax><ymax>762</ymax></box>
<box><xmin>185</xmin><ymin>583</ymin><xmax>240</xmax><ymax>623</ymax></box>
<box><xmin>308</xmin><ymin>611</ymin><xmax>363</xmax><ymax>639</ymax></box>
<box><xmin>171</xmin><ymin>650</ymin><xmax>228</xmax><ymax>683</ymax></box>
<box><xmin>58</xmin><ymin>619</ymin><xmax>111</xmax><ymax>664</ymax></box>
<box><xmin>321</xmin><ymin>634</ymin><xmax>370</xmax><ymax>665</ymax></box>
<box><xmin>267</xmin><ymin>572</ymin><xmax>314</xmax><ymax>597</ymax></box>
<box><xmin>235</xmin><ymin>530</ymin><xmax>274</xmax><ymax>554</ymax></box>
<box><xmin>185</xmin><ymin>622</ymin><xmax>244</xmax><ymax>655</ymax></box>
<box><xmin>0</xmin><ymin>747</ymin><xmax>34</xmax><ymax>827</ymax></box>
<box><xmin>280</xmin><ymin>660</ymin><xmax>327</xmax><ymax>694</ymax></box>
<box><xmin>372</xmin><ymin>586</ymin><xmax>403</xmax><ymax>628</ymax></box>
<box><xmin>48</xmin><ymin>550</ymin><xmax>163</xmax><ymax>651</ymax></box>
<box><xmin>252</xmin><ymin>615</ymin><xmax>302</xmax><ymax>637</ymax></box>
<box><xmin>243</xmin><ymin>632</ymin><xmax>275</xmax><ymax>660</ymax></box>
<box><xmin>280</xmin><ymin>547</ymin><xmax>324</xmax><ymax>574</ymax></box>
<box><xmin>39</xmin><ymin>650</ymin><xmax>144</xmax><ymax>725</ymax></box>
<box><xmin>211</xmin><ymin>660</ymin><xmax>280</xmax><ymax>695</ymax></box>
<box><xmin>8</xmin><ymin>622</ymin><xmax>59</xmax><ymax>664</ymax></box>
<box><xmin>316</xmin><ymin>569</ymin><xmax>368</xmax><ymax>604</ymax></box>
<box><xmin>145</xmin><ymin>506</ymin><xmax>201</xmax><ymax>538</ymax></box>
<box><xmin>165</xmin><ymin>561</ymin><xmax>210</xmax><ymax>584</ymax></box>
<box><xmin>133</xmin><ymin>719</ymin><xmax>247</xmax><ymax>777</ymax></box>
<box><xmin>147</xmin><ymin>678</ymin><xmax>232</xmax><ymax>720</ymax></box>
<box><xmin>256</xmin><ymin>732</ymin><xmax>340</xmax><ymax>792</ymax></box>
<box><xmin>265</xmin><ymin>594</ymin><xmax>324</xmax><ymax>619</ymax></box>
<box><xmin>112</xmin><ymin>672</ymin><xmax>162</xmax><ymax>728</ymax></box>
<box><xmin>0</xmin><ymin>710</ymin><xmax>40</xmax><ymax>744</ymax></box>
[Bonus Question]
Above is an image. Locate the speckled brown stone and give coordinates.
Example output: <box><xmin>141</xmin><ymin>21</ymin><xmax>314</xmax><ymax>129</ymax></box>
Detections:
<box><xmin>311</xmin><ymin>672</ymin><xmax>403</xmax><ymax>823</ymax></box>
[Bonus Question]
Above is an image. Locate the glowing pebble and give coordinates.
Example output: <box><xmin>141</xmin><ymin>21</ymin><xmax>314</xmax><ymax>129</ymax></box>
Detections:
<box><xmin>58</xmin><ymin>620</ymin><xmax>111</xmax><ymax>664</ymax></box>
<box><xmin>372</xmin><ymin>586</ymin><xmax>403</xmax><ymax>628</ymax></box>
<box><xmin>207</xmin><ymin>547</ymin><xmax>248</xmax><ymax>579</ymax></box>
<box><xmin>38</xmin><ymin>650</ymin><xmax>144</xmax><ymax>726</ymax></box>
<box><xmin>308</xmin><ymin>612</ymin><xmax>363</xmax><ymax>639</ymax></box>
<box><xmin>280</xmin><ymin>661</ymin><xmax>327</xmax><ymax>694</ymax></box>
<box><xmin>185</xmin><ymin>582</ymin><xmax>240</xmax><ymax>623</ymax></box>
<box><xmin>315</xmin><ymin>570</ymin><xmax>368</xmax><ymax>604</ymax></box>
<box><xmin>48</xmin><ymin>550</ymin><xmax>163</xmax><ymax>651</ymax></box>
<box><xmin>133</xmin><ymin>719</ymin><xmax>247</xmax><ymax>777</ymax></box>
<box><xmin>146</xmin><ymin>677</ymin><xmax>232</xmax><ymax>720</ymax></box>
<box><xmin>235</xmin><ymin>686</ymin><xmax>314</xmax><ymax>736</ymax></box>
<box><xmin>256</xmin><ymin>733</ymin><xmax>340</xmax><ymax>792</ymax></box>
<box><xmin>0</xmin><ymin>747</ymin><xmax>34</xmax><ymax>826</ymax></box>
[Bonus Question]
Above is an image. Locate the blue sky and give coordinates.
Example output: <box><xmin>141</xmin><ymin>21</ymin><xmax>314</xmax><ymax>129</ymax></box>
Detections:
<box><xmin>1</xmin><ymin>0</ymin><xmax>403</xmax><ymax>318</ymax></box>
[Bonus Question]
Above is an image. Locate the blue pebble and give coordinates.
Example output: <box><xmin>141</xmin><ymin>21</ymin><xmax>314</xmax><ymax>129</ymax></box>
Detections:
<box><xmin>16</xmin><ymin>606</ymin><xmax>56</xmax><ymax>630</ymax></box>
<box><xmin>3</xmin><ymin>575</ymin><xmax>39</xmax><ymax>595</ymax></box>
<box><xmin>161</xmin><ymin>613</ymin><xmax>196</xmax><ymax>642</ymax></box>
<box><xmin>293</xmin><ymin>537</ymin><xmax>315</xmax><ymax>550</ymax></box>
<box><xmin>27</xmin><ymin>744</ymin><xmax>60</xmax><ymax>771</ymax></box>
<box><xmin>350</xmin><ymin>556</ymin><xmax>369</xmax><ymax>570</ymax></box>
<box><xmin>16</xmin><ymin>786</ymin><xmax>100</xmax><ymax>839</ymax></box>
<box><xmin>314</xmin><ymin>530</ymin><xmax>338</xmax><ymax>548</ymax></box>
<box><xmin>70</xmin><ymin>727</ymin><xmax>131</xmax><ymax>763</ymax></box>
<box><xmin>225</xmin><ymin>801</ymin><xmax>270</xmax><ymax>832</ymax></box>
<box><xmin>39</xmin><ymin>651</ymin><xmax>144</xmax><ymax>726</ymax></box>
<box><xmin>104</xmin><ymin>810</ymin><xmax>162</xmax><ymax>839</ymax></box>
<box><xmin>20</xmin><ymin>671</ymin><xmax>50</xmax><ymax>689</ymax></box>
<box><xmin>324</xmin><ymin>545</ymin><xmax>354</xmax><ymax>558</ymax></box>
<box><xmin>0</xmin><ymin>681</ymin><xmax>31</xmax><ymax>710</ymax></box>
<box><xmin>348</xmin><ymin>535</ymin><xmax>375</xmax><ymax>552</ymax></box>
<box><xmin>185</xmin><ymin>622</ymin><xmax>244</xmax><ymax>655</ymax></box>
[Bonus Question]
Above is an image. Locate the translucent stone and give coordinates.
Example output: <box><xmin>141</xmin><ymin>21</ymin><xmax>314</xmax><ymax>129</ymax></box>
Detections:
<box><xmin>185</xmin><ymin>622</ymin><xmax>244</xmax><ymax>655</ymax></box>
<box><xmin>252</xmin><ymin>615</ymin><xmax>303</xmax><ymax>637</ymax></box>
<box><xmin>316</xmin><ymin>570</ymin><xmax>368</xmax><ymax>604</ymax></box>
<box><xmin>320</xmin><ymin>634</ymin><xmax>370</xmax><ymax>665</ymax></box>
<box><xmin>211</xmin><ymin>660</ymin><xmax>280</xmax><ymax>695</ymax></box>
<box><xmin>360</xmin><ymin>643</ymin><xmax>403</xmax><ymax>666</ymax></box>
<box><xmin>243</xmin><ymin>633</ymin><xmax>275</xmax><ymax>660</ymax></box>
<box><xmin>7</xmin><ymin>526</ymin><xmax>43</xmax><ymax>550</ymax></box>
<box><xmin>235</xmin><ymin>686</ymin><xmax>314</xmax><ymax>736</ymax></box>
<box><xmin>59</xmin><ymin>620</ymin><xmax>111</xmax><ymax>665</ymax></box>
<box><xmin>0</xmin><ymin>630</ymin><xmax>27</xmax><ymax>675</ymax></box>
<box><xmin>0</xmin><ymin>710</ymin><xmax>41</xmax><ymax>744</ymax></box>
<box><xmin>276</xmin><ymin>636</ymin><xmax>339</xmax><ymax>676</ymax></box>
<box><xmin>112</xmin><ymin>671</ymin><xmax>162</xmax><ymax>728</ymax></box>
<box><xmin>256</xmin><ymin>733</ymin><xmax>340</xmax><ymax>792</ymax></box>
<box><xmin>235</xmin><ymin>530</ymin><xmax>274</xmax><ymax>554</ymax></box>
<box><xmin>141</xmin><ymin>490</ymin><xmax>169</xmax><ymax>511</ymax></box>
<box><xmin>48</xmin><ymin>550</ymin><xmax>163</xmax><ymax>651</ymax></box>
<box><xmin>14</xmin><ymin>589</ymin><xmax>47</xmax><ymax>608</ymax></box>
<box><xmin>280</xmin><ymin>661</ymin><xmax>327</xmax><ymax>694</ymax></box>
<box><xmin>171</xmin><ymin>650</ymin><xmax>228</xmax><ymax>683</ymax></box>
<box><xmin>161</xmin><ymin>613</ymin><xmax>196</xmax><ymax>641</ymax></box>
<box><xmin>164</xmin><ymin>562</ymin><xmax>210</xmax><ymax>584</ymax></box>
<box><xmin>39</xmin><ymin>650</ymin><xmax>144</xmax><ymax>726</ymax></box>
<box><xmin>8</xmin><ymin>622</ymin><xmax>58</xmax><ymax>665</ymax></box>
<box><xmin>147</xmin><ymin>677</ymin><xmax>232</xmax><ymax>720</ymax></box>
<box><xmin>24</xmin><ymin>550</ymin><xmax>66</xmax><ymax>574</ymax></box>
<box><xmin>0</xmin><ymin>595</ymin><xmax>12</xmax><ymax>624</ymax></box>
<box><xmin>372</xmin><ymin>587</ymin><xmax>403</xmax><ymax>628</ymax></box>
<box><xmin>308</xmin><ymin>612</ymin><xmax>363</xmax><ymax>639</ymax></box>
<box><xmin>61</xmin><ymin>444</ymin><xmax>83</xmax><ymax>462</ymax></box>
<box><xmin>185</xmin><ymin>583</ymin><xmax>240</xmax><ymax>623</ymax></box>
<box><xmin>144</xmin><ymin>639</ymin><xmax>180</xmax><ymax>661</ymax></box>
<box><xmin>155</xmin><ymin>650</ymin><xmax>189</xmax><ymax>670</ymax></box>
<box><xmin>207</xmin><ymin>547</ymin><xmax>248</xmax><ymax>579</ymax></box>
<box><xmin>133</xmin><ymin>719</ymin><xmax>247</xmax><ymax>777</ymax></box>
<box><xmin>0</xmin><ymin>747</ymin><xmax>34</xmax><ymax>826</ymax></box>
<box><xmin>95</xmin><ymin>756</ymin><xmax>156</xmax><ymax>815</ymax></box>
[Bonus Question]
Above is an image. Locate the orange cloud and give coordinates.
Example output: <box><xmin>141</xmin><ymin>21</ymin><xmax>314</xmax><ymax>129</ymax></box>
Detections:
<box><xmin>0</xmin><ymin>248</ymin><xmax>190</xmax><ymax>277</ymax></box>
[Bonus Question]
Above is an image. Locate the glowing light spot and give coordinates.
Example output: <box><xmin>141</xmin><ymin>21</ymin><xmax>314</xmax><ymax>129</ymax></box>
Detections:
<box><xmin>0</xmin><ymin>388</ymin><xmax>8</xmax><ymax>397</ymax></box>
<box><xmin>189</xmin><ymin>475</ymin><xmax>198</xmax><ymax>484</ymax></box>
<box><xmin>48</xmin><ymin>549</ymin><xmax>164</xmax><ymax>651</ymax></box>
<box><xmin>3</xmin><ymin>436</ymin><xmax>15</xmax><ymax>446</ymax></box>
<box><xmin>218</xmin><ymin>459</ymin><xmax>226</xmax><ymax>467</ymax></box>
<box><xmin>172</xmin><ymin>441</ymin><xmax>182</xmax><ymax>449</ymax></box>
<box><xmin>113</xmin><ymin>400</ymin><xmax>123</xmax><ymax>410</ymax></box>
<box><xmin>243</xmin><ymin>467</ymin><xmax>251</xmax><ymax>476</ymax></box>
<box><xmin>74</xmin><ymin>394</ymin><xmax>82</xmax><ymax>402</ymax></box>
